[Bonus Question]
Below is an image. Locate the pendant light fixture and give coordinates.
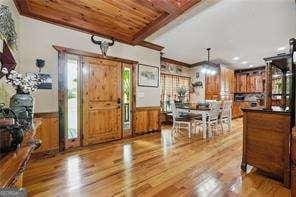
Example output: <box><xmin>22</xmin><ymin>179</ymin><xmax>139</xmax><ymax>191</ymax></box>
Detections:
<box><xmin>201</xmin><ymin>48</ymin><xmax>217</xmax><ymax>75</ymax></box>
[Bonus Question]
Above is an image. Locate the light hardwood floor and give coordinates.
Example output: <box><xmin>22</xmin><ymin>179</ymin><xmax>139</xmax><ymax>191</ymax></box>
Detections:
<box><xmin>24</xmin><ymin>119</ymin><xmax>290</xmax><ymax>196</ymax></box>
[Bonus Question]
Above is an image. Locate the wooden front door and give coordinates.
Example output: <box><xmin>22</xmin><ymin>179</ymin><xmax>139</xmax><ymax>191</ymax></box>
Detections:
<box><xmin>82</xmin><ymin>57</ymin><xmax>122</xmax><ymax>145</ymax></box>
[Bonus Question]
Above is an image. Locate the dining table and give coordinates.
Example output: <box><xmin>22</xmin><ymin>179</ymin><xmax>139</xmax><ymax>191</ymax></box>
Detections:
<box><xmin>176</xmin><ymin>104</ymin><xmax>212</xmax><ymax>139</ymax></box>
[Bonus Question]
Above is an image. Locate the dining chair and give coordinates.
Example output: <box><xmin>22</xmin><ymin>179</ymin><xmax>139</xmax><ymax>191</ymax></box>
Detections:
<box><xmin>207</xmin><ymin>101</ymin><xmax>222</xmax><ymax>136</ymax></box>
<box><xmin>170</xmin><ymin>100</ymin><xmax>194</xmax><ymax>138</ymax></box>
<box><xmin>193</xmin><ymin>116</ymin><xmax>203</xmax><ymax>135</ymax></box>
<box><xmin>220</xmin><ymin>100</ymin><xmax>232</xmax><ymax>132</ymax></box>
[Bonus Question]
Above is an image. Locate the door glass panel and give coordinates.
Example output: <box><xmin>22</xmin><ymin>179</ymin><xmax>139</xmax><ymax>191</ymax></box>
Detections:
<box><xmin>123</xmin><ymin>67</ymin><xmax>131</xmax><ymax>130</ymax></box>
<box><xmin>67</xmin><ymin>59</ymin><xmax>78</xmax><ymax>139</ymax></box>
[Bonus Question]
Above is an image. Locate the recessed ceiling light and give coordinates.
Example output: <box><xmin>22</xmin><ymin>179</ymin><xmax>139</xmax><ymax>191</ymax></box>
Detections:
<box><xmin>232</xmin><ymin>57</ymin><xmax>240</xmax><ymax>61</ymax></box>
<box><xmin>277</xmin><ymin>46</ymin><xmax>286</xmax><ymax>51</ymax></box>
<box><xmin>249</xmin><ymin>65</ymin><xmax>254</xmax><ymax>67</ymax></box>
<box><xmin>242</xmin><ymin>61</ymin><xmax>248</xmax><ymax>64</ymax></box>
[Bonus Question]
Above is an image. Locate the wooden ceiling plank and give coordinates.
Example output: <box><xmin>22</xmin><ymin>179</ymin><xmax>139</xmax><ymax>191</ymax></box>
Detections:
<box><xmin>103</xmin><ymin>0</ymin><xmax>163</xmax><ymax>21</ymax></box>
<box><xmin>77</xmin><ymin>0</ymin><xmax>153</xmax><ymax>29</ymax></box>
<box><xmin>29</xmin><ymin>0</ymin><xmax>142</xmax><ymax>35</ymax></box>
<box><xmin>28</xmin><ymin>1</ymin><xmax>136</xmax><ymax>38</ymax></box>
<box><xmin>27</xmin><ymin>4</ymin><xmax>132</xmax><ymax>43</ymax></box>
<box><xmin>137</xmin><ymin>0</ymin><xmax>178</xmax><ymax>14</ymax></box>
<box><xmin>14</xmin><ymin>0</ymin><xmax>201</xmax><ymax>46</ymax></box>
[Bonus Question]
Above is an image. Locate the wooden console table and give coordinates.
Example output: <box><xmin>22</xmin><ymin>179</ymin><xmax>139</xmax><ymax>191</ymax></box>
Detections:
<box><xmin>241</xmin><ymin>107</ymin><xmax>291</xmax><ymax>188</ymax></box>
<box><xmin>292</xmin><ymin>127</ymin><xmax>296</xmax><ymax>195</ymax></box>
<box><xmin>0</xmin><ymin>119</ymin><xmax>42</xmax><ymax>188</ymax></box>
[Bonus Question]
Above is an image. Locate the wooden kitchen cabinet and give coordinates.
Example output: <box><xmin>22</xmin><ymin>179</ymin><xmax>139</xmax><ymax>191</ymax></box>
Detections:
<box><xmin>246</xmin><ymin>75</ymin><xmax>264</xmax><ymax>93</ymax></box>
<box><xmin>232</xmin><ymin>102</ymin><xmax>241</xmax><ymax>118</ymax></box>
<box><xmin>254</xmin><ymin>75</ymin><xmax>264</xmax><ymax>92</ymax></box>
<box><xmin>235</xmin><ymin>68</ymin><xmax>265</xmax><ymax>94</ymax></box>
<box><xmin>236</xmin><ymin>74</ymin><xmax>247</xmax><ymax>93</ymax></box>
<box><xmin>232</xmin><ymin>101</ymin><xmax>250</xmax><ymax>118</ymax></box>
<box><xmin>246</xmin><ymin>75</ymin><xmax>255</xmax><ymax>93</ymax></box>
<box><xmin>221</xmin><ymin>66</ymin><xmax>235</xmax><ymax>94</ymax></box>
<box><xmin>205</xmin><ymin>71</ymin><xmax>220</xmax><ymax>100</ymax></box>
<box><xmin>205</xmin><ymin>66</ymin><xmax>234</xmax><ymax>100</ymax></box>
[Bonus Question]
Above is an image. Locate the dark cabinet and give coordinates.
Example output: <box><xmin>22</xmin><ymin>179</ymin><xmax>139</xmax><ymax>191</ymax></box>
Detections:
<box><xmin>205</xmin><ymin>66</ymin><xmax>234</xmax><ymax>100</ymax></box>
<box><xmin>205</xmin><ymin>73</ymin><xmax>220</xmax><ymax>100</ymax></box>
<box><xmin>247</xmin><ymin>75</ymin><xmax>264</xmax><ymax>93</ymax></box>
<box><xmin>236</xmin><ymin>74</ymin><xmax>247</xmax><ymax>93</ymax></box>
<box><xmin>236</xmin><ymin>72</ymin><xmax>264</xmax><ymax>93</ymax></box>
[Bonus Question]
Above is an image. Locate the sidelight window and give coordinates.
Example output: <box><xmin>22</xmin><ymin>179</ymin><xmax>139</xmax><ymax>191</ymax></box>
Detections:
<box><xmin>123</xmin><ymin>67</ymin><xmax>132</xmax><ymax>130</ymax></box>
<box><xmin>67</xmin><ymin>59</ymin><xmax>79</xmax><ymax>139</ymax></box>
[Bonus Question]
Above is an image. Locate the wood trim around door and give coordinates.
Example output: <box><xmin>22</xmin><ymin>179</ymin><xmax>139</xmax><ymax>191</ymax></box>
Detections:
<box><xmin>56</xmin><ymin>46</ymin><xmax>139</xmax><ymax>149</ymax></box>
<box><xmin>53</xmin><ymin>45</ymin><xmax>138</xmax><ymax>65</ymax></box>
<box><xmin>58</xmin><ymin>51</ymin><xmax>67</xmax><ymax>152</ymax></box>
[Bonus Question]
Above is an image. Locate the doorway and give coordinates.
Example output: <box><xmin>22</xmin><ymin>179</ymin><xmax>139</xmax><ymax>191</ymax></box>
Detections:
<box><xmin>58</xmin><ymin>49</ymin><xmax>136</xmax><ymax>150</ymax></box>
<box><xmin>82</xmin><ymin>57</ymin><xmax>123</xmax><ymax>145</ymax></box>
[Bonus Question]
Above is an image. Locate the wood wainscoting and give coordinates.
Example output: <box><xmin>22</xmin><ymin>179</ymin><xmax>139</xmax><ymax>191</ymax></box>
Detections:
<box><xmin>133</xmin><ymin>107</ymin><xmax>161</xmax><ymax>135</ymax></box>
<box><xmin>33</xmin><ymin>112</ymin><xmax>59</xmax><ymax>155</ymax></box>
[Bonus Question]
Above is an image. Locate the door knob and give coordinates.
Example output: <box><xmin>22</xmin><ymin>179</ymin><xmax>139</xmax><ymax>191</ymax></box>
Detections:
<box><xmin>117</xmin><ymin>98</ymin><xmax>121</xmax><ymax>108</ymax></box>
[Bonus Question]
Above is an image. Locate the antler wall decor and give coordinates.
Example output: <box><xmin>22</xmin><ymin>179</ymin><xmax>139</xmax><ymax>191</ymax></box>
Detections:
<box><xmin>91</xmin><ymin>35</ymin><xmax>114</xmax><ymax>56</ymax></box>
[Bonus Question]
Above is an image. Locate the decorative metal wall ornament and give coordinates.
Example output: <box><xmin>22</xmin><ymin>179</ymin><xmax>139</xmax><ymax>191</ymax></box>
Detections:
<box><xmin>91</xmin><ymin>35</ymin><xmax>114</xmax><ymax>56</ymax></box>
<box><xmin>0</xmin><ymin>5</ymin><xmax>17</xmax><ymax>49</ymax></box>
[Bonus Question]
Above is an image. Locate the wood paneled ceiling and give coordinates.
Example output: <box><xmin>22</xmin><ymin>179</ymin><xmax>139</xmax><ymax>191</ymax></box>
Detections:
<box><xmin>14</xmin><ymin>0</ymin><xmax>202</xmax><ymax>45</ymax></box>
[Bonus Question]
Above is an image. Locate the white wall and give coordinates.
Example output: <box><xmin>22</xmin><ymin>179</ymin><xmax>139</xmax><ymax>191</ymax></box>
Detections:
<box><xmin>19</xmin><ymin>16</ymin><xmax>160</xmax><ymax>113</ymax></box>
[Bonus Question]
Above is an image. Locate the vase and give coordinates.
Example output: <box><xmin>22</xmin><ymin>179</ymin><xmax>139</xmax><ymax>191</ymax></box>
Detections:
<box><xmin>9</xmin><ymin>87</ymin><xmax>34</xmax><ymax>129</ymax></box>
<box><xmin>178</xmin><ymin>96</ymin><xmax>185</xmax><ymax>105</ymax></box>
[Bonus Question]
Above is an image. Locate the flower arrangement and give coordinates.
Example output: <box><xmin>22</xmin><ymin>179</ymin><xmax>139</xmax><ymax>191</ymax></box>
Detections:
<box><xmin>177</xmin><ymin>86</ymin><xmax>187</xmax><ymax>102</ymax></box>
<box><xmin>1</xmin><ymin>68</ymin><xmax>41</xmax><ymax>93</ymax></box>
<box><xmin>177</xmin><ymin>86</ymin><xmax>187</xmax><ymax>97</ymax></box>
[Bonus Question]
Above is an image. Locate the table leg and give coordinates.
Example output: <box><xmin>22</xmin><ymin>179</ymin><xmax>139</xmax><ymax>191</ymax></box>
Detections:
<box><xmin>202</xmin><ymin>113</ymin><xmax>207</xmax><ymax>139</ymax></box>
<box><xmin>188</xmin><ymin>123</ymin><xmax>191</xmax><ymax>138</ymax></box>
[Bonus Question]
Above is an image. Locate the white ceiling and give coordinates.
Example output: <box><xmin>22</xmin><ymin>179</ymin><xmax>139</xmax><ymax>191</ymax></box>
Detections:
<box><xmin>147</xmin><ymin>0</ymin><xmax>296</xmax><ymax>69</ymax></box>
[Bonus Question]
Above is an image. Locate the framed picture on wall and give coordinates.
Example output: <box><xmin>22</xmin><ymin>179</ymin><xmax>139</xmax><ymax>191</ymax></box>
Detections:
<box><xmin>138</xmin><ymin>64</ymin><xmax>159</xmax><ymax>87</ymax></box>
<box><xmin>37</xmin><ymin>73</ymin><xmax>52</xmax><ymax>89</ymax></box>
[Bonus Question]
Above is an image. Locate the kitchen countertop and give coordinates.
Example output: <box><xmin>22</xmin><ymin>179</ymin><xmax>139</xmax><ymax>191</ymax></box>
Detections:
<box><xmin>241</xmin><ymin>106</ymin><xmax>291</xmax><ymax>115</ymax></box>
<box><xmin>234</xmin><ymin>100</ymin><xmax>259</xmax><ymax>102</ymax></box>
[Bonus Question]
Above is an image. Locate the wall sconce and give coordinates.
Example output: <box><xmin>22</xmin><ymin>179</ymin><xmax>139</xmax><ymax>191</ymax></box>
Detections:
<box><xmin>36</xmin><ymin>59</ymin><xmax>45</xmax><ymax>73</ymax></box>
<box><xmin>290</xmin><ymin>38</ymin><xmax>295</xmax><ymax>64</ymax></box>
<box><xmin>196</xmin><ymin>72</ymin><xmax>199</xmax><ymax>79</ymax></box>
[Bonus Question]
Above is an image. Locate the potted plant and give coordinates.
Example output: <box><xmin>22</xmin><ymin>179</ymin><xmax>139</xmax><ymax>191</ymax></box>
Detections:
<box><xmin>177</xmin><ymin>86</ymin><xmax>187</xmax><ymax>104</ymax></box>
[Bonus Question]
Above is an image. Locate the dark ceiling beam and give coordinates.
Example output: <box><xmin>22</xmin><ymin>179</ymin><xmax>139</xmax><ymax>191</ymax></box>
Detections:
<box><xmin>132</xmin><ymin>0</ymin><xmax>202</xmax><ymax>44</ymax></box>
<box><xmin>161</xmin><ymin>57</ymin><xmax>191</xmax><ymax>68</ymax></box>
<box><xmin>190</xmin><ymin>61</ymin><xmax>220</xmax><ymax>68</ymax></box>
<box><xmin>138</xmin><ymin>41</ymin><xmax>164</xmax><ymax>51</ymax></box>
